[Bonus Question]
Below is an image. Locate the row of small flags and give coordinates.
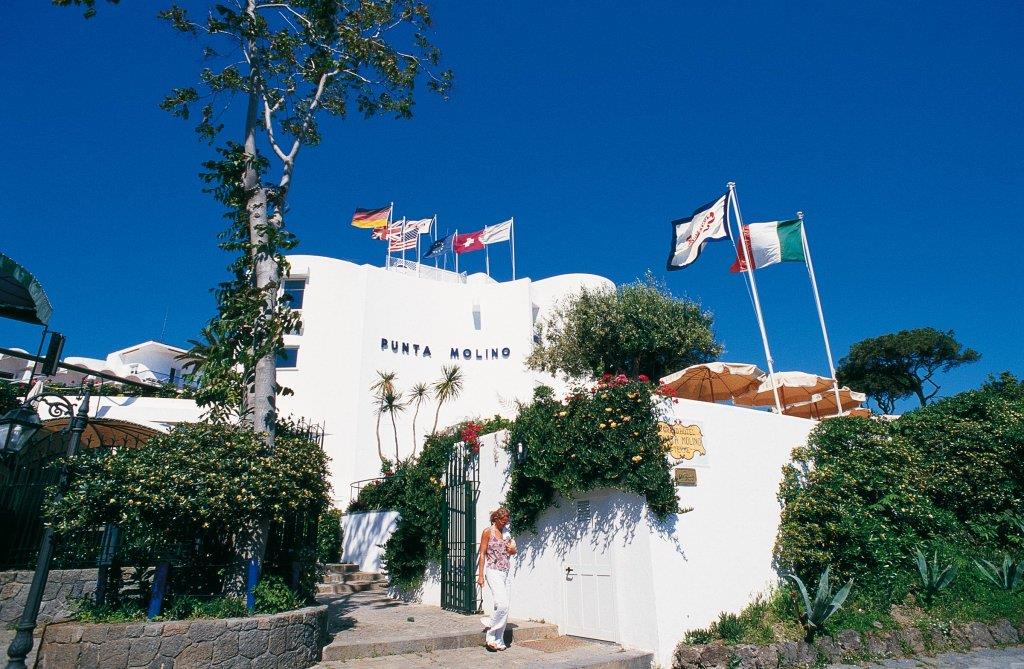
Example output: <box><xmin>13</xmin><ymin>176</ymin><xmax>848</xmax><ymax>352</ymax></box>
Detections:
<box><xmin>350</xmin><ymin>203</ymin><xmax>513</xmax><ymax>260</ymax></box>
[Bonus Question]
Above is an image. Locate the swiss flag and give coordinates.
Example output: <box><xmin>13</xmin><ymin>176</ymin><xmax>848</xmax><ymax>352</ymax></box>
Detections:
<box><xmin>454</xmin><ymin>230</ymin><xmax>485</xmax><ymax>254</ymax></box>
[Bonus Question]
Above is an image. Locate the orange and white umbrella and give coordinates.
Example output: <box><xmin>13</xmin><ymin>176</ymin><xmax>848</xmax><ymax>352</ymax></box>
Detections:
<box><xmin>733</xmin><ymin>371</ymin><xmax>836</xmax><ymax>408</ymax></box>
<box><xmin>658</xmin><ymin>362</ymin><xmax>765</xmax><ymax>403</ymax></box>
<box><xmin>782</xmin><ymin>388</ymin><xmax>867</xmax><ymax>419</ymax></box>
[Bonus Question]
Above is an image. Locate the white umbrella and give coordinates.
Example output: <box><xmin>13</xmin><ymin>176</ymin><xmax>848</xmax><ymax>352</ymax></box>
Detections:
<box><xmin>658</xmin><ymin>362</ymin><xmax>765</xmax><ymax>403</ymax></box>
<box><xmin>733</xmin><ymin>371</ymin><xmax>836</xmax><ymax>408</ymax></box>
<box><xmin>782</xmin><ymin>388</ymin><xmax>867</xmax><ymax>419</ymax></box>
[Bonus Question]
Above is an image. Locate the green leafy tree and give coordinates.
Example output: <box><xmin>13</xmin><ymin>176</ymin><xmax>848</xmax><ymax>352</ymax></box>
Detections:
<box><xmin>528</xmin><ymin>273</ymin><xmax>722</xmax><ymax>382</ymax></box>
<box><xmin>836</xmin><ymin>328</ymin><xmax>980</xmax><ymax>413</ymax></box>
<box><xmin>59</xmin><ymin>0</ymin><xmax>451</xmax><ymax>586</ymax></box>
<box><xmin>430</xmin><ymin>364</ymin><xmax>464</xmax><ymax>435</ymax></box>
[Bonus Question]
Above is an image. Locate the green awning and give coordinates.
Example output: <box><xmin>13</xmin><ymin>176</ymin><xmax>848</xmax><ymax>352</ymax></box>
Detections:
<box><xmin>0</xmin><ymin>253</ymin><xmax>52</xmax><ymax>326</ymax></box>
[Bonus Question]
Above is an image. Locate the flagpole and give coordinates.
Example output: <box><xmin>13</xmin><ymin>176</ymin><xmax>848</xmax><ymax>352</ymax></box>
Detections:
<box><xmin>728</xmin><ymin>182</ymin><xmax>783</xmax><ymax>413</ymax></box>
<box><xmin>400</xmin><ymin>218</ymin><xmax>408</xmax><ymax>267</ymax></box>
<box><xmin>385</xmin><ymin>202</ymin><xmax>394</xmax><ymax>269</ymax></box>
<box><xmin>485</xmin><ymin>235</ymin><xmax>491</xmax><ymax>278</ymax></box>
<box><xmin>798</xmin><ymin>211</ymin><xmax>843</xmax><ymax>416</ymax></box>
<box><xmin>416</xmin><ymin>218</ymin><xmax>422</xmax><ymax>278</ymax></box>
<box><xmin>455</xmin><ymin>229</ymin><xmax>459</xmax><ymax>274</ymax></box>
<box><xmin>510</xmin><ymin>217</ymin><xmax>516</xmax><ymax>280</ymax></box>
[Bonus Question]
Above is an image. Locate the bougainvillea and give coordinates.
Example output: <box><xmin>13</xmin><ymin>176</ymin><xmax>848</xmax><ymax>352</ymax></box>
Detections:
<box><xmin>460</xmin><ymin>421</ymin><xmax>483</xmax><ymax>454</ymax></box>
<box><xmin>503</xmin><ymin>378</ymin><xmax>678</xmax><ymax>532</ymax></box>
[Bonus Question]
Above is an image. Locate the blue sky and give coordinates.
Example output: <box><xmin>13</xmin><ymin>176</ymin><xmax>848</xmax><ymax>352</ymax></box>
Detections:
<box><xmin>1</xmin><ymin>1</ymin><xmax>1021</xmax><ymax>411</ymax></box>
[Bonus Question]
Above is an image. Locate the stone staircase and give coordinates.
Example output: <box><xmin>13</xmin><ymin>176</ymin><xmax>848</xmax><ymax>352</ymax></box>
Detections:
<box><xmin>316</xmin><ymin>563</ymin><xmax>387</xmax><ymax>597</ymax></box>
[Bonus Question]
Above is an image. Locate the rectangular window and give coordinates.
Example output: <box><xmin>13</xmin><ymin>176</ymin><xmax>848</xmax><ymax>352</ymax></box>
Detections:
<box><xmin>276</xmin><ymin>347</ymin><xmax>299</xmax><ymax>369</ymax></box>
<box><xmin>283</xmin><ymin>278</ymin><xmax>306</xmax><ymax>310</ymax></box>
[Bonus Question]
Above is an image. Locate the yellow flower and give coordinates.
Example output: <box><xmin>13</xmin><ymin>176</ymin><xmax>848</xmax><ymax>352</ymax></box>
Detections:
<box><xmin>623</xmin><ymin>416</ymin><xmax>631</xmax><ymax>422</ymax></box>
<box><xmin>631</xmin><ymin>455</ymin><xmax>643</xmax><ymax>463</ymax></box>
<box><xmin>557</xmin><ymin>411</ymin><xmax>568</xmax><ymax>417</ymax></box>
<box><xmin>610</xmin><ymin>421</ymin><xmax>618</xmax><ymax>428</ymax></box>
<box><xmin>604</xmin><ymin>407</ymin><xmax>613</xmax><ymax>412</ymax></box>
<box><xmin>599</xmin><ymin>423</ymin><xmax>607</xmax><ymax>429</ymax></box>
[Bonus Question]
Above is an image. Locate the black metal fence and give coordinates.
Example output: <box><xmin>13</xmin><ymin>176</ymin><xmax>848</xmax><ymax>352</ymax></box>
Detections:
<box><xmin>441</xmin><ymin>440</ymin><xmax>480</xmax><ymax>614</ymax></box>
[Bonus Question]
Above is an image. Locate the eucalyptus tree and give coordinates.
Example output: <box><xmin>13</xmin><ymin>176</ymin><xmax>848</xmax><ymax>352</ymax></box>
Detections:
<box><xmin>155</xmin><ymin>0</ymin><xmax>450</xmax><ymax>448</ymax></box>
<box><xmin>430</xmin><ymin>364</ymin><xmax>463</xmax><ymax>434</ymax></box>
<box><xmin>408</xmin><ymin>381</ymin><xmax>431</xmax><ymax>456</ymax></box>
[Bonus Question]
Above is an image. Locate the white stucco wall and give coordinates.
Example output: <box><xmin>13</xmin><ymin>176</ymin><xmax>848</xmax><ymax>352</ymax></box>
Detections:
<box><xmin>471</xmin><ymin>403</ymin><xmax>813</xmax><ymax>667</ymax></box>
<box><xmin>275</xmin><ymin>256</ymin><xmax>611</xmax><ymax>506</ymax></box>
<box><xmin>342</xmin><ymin>511</ymin><xmax>400</xmax><ymax>573</ymax></box>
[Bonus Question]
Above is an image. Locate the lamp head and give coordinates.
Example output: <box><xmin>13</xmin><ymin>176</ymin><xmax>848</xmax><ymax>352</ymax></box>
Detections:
<box><xmin>0</xmin><ymin>405</ymin><xmax>43</xmax><ymax>457</ymax></box>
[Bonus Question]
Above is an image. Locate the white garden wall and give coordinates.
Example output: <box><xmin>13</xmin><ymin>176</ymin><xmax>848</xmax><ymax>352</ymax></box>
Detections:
<box><xmin>341</xmin><ymin>511</ymin><xmax>400</xmax><ymax>573</ymax></box>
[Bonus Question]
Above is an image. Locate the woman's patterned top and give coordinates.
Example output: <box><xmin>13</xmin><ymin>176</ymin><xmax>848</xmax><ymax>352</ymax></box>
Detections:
<box><xmin>484</xmin><ymin>528</ymin><xmax>510</xmax><ymax>572</ymax></box>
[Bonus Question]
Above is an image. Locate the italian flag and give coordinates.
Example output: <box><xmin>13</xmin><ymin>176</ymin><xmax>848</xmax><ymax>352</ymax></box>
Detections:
<box><xmin>730</xmin><ymin>219</ymin><xmax>806</xmax><ymax>272</ymax></box>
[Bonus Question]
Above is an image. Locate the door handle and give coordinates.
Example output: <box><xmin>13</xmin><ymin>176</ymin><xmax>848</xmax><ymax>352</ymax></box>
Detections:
<box><xmin>565</xmin><ymin>566</ymin><xmax>574</xmax><ymax>576</ymax></box>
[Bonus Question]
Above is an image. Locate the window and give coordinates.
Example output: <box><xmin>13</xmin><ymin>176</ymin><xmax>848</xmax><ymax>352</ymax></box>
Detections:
<box><xmin>276</xmin><ymin>347</ymin><xmax>299</xmax><ymax>369</ymax></box>
<box><xmin>283</xmin><ymin>278</ymin><xmax>306</xmax><ymax>310</ymax></box>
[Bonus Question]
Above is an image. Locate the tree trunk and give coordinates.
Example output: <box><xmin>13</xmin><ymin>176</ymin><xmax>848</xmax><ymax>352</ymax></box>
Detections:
<box><xmin>411</xmin><ymin>402</ymin><xmax>421</xmax><ymax>457</ymax></box>
<box><xmin>913</xmin><ymin>383</ymin><xmax>928</xmax><ymax>407</ymax></box>
<box><xmin>375</xmin><ymin>410</ymin><xmax>385</xmax><ymax>462</ymax></box>
<box><xmin>431</xmin><ymin>400</ymin><xmax>443</xmax><ymax>436</ymax></box>
<box><xmin>391</xmin><ymin>412</ymin><xmax>400</xmax><ymax>463</ymax></box>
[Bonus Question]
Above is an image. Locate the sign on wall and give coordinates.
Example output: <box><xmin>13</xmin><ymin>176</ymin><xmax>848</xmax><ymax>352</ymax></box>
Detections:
<box><xmin>658</xmin><ymin>420</ymin><xmax>710</xmax><ymax>468</ymax></box>
<box><xmin>379</xmin><ymin>337</ymin><xmax>511</xmax><ymax>361</ymax></box>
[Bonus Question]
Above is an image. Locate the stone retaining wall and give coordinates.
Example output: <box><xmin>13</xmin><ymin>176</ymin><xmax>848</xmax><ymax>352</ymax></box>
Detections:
<box><xmin>37</xmin><ymin>605</ymin><xmax>328</xmax><ymax>669</ymax></box>
<box><xmin>673</xmin><ymin>617</ymin><xmax>1024</xmax><ymax>668</ymax></box>
<box><xmin>0</xmin><ymin>568</ymin><xmax>97</xmax><ymax>627</ymax></box>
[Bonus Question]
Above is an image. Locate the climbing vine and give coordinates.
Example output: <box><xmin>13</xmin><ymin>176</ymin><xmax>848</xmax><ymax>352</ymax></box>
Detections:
<box><xmin>503</xmin><ymin>376</ymin><xmax>678</xmax><ymax>532</ymax></box>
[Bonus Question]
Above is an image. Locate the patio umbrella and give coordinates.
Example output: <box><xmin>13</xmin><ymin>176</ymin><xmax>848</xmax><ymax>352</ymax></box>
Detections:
<box><xmin>658</xmin><ymin>362</ymin><xmax>765</xmax><ymax>403</ymax></box>
<box><xmin>782</xmin><ymin>388</ymin><xmax>867</xmax><ymax>419</ymax></box>
<box><xmin>733</xmin><ymin>371</ymin><xmax>835</xmax><ymax>409</ymax></box>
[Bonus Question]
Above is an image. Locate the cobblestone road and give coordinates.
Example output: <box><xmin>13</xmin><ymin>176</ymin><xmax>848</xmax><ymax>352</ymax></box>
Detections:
<box><xmin>828</xmin><ymin>646</ymin><xmax>1024</xmax><ymax>668</ymax></box>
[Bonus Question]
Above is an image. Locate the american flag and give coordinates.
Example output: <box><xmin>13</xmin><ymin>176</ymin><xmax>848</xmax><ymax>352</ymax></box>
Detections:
<box><xmin>388</xmin><ymin>225</ymin><xmax>418</xmax><ymax>252</ymax></box>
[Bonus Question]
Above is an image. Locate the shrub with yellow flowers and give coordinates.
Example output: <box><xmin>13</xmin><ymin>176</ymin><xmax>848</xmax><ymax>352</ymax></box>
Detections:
<box><xmin>47</xmin><ymin>420</ymin><xmax>330</xmax><ymax>602</ymax></box>
<box><xmin>504</xmin><ymin>378</ymin><xmax>677</xmax><ymax>532</ymax></box>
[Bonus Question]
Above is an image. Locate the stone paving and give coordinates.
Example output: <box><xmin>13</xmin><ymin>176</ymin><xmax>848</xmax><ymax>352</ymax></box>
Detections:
<box><xmin>826</xmin><ymin>646</ymin><xmax>1024</xmax><ymax>668</ymax></box>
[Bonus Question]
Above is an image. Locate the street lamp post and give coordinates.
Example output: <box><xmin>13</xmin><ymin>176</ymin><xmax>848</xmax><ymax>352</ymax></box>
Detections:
<box><xmin>2</xmin><ymin>387</ymin><xmax>92</xmax><ymax>669</ymax></box>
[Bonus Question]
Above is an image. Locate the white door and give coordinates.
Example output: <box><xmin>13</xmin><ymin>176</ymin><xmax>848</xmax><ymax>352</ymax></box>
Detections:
<box><xmin>561</xmin><ymin>500</ymin><xmax>619</xmax><ymax>641</ymax></box>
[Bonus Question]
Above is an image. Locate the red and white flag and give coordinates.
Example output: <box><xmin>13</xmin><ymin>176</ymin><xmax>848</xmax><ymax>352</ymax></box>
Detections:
<box><xmin>666</xmin><ymin>193</ymin><xmax>729</xmax><ymax>270</ymax></box>
<box><xmin>454</xmin><ymin>230</ymin><xmax>485</xmax><ymax>254</ymax></box>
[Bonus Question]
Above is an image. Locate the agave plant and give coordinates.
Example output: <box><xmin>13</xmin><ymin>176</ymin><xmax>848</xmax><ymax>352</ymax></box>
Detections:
<box><xmin>914</xmin><ymin>547</ymin><xmax>957</xmax><ymax>607</ymax></box>
<box><xmin>787</xmin><ymin>567</ymin><xmax>854</xmax><ymax>642</ymax></box>
<box><xmin>975</xmin><ymin>555</ymin><xmax>1023</xmax><ymax>593</ymax></box>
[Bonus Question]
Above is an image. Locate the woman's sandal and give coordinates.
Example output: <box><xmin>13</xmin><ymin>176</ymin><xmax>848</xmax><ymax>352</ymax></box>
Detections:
<box><xmin>485</xmin><ymin>643</ymin><xmax>501</xmax><ymax>652</ymax></box>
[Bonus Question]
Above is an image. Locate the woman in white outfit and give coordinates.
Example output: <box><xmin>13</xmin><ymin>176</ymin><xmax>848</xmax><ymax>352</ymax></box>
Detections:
<box><xmin>476</xmin><ymin>507</ymin><xmax>516</xmax><ymax>652</ymax></box>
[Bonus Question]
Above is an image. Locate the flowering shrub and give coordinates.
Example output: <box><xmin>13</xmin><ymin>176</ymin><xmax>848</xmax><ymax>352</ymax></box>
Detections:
<box><xmin>460</xmin><ymin>421</ymin><xmax>483</xmax><ymax>454</ymax></box>
<box><xmin>504</xmin><ymin>379</ymin><xmax>677</xmax><ymax>531</ymax></box>
<box><xmin>349</xmin><ymin>415</ymin><xmax>511</xmax><ymax>590</ymax></box>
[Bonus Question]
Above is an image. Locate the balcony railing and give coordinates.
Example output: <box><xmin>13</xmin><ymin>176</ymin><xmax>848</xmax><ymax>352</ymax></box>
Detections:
<box><xmin>385</xmin><ymin>257</ymin><xmax>467</xmax><ymax>284</ymax></box>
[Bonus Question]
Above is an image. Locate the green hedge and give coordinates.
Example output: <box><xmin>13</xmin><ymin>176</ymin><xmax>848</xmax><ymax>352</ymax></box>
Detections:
<box><xmin>776</xmin><ymin>373</ymin><xmax>1024</xmax><ymax>606</ymax></box>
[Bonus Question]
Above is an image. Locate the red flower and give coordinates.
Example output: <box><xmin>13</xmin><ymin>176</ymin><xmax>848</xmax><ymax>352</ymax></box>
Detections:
<box><xmin>638</xmin><ymin>374</ymin><xmax>650</xmax><ymax>383</ymax></box>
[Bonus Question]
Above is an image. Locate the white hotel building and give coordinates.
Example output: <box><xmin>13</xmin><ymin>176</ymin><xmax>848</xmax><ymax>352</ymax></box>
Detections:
<box><xmin>275</xmin><ymin>255</ymin><xmax>612</xmax><ymax>505</ymax></box>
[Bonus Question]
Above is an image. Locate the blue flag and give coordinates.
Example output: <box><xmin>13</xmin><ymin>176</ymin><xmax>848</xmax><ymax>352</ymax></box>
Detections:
<box><xmin>424</xmin><ymin>233</ymin><xmax>453</xmax><ymax>259</ymax></box>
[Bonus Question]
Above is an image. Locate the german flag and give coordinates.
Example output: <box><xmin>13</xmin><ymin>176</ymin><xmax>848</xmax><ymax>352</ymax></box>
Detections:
<box><xmin>351</xmin><ymin>203</ymin><xmax>392</xmax><ymax>229</ymax></box>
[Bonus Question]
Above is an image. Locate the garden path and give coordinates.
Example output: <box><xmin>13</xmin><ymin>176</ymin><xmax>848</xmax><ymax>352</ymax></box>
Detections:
<box><xmin>313</xmin><ymin>588</ymin><xmax>651</xmax><ymax>668</ymax></box>
<box><xmin>827</xmin><ymin>645</ymin><xmax>1024</xmax><ymax>668</ymax></box>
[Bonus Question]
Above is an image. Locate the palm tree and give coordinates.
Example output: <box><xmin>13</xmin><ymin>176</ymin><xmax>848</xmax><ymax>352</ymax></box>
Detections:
<box><xmin>431</xmin><ymin>364</ymin><xmax>464</xmax><ymax>435</ymax></box>
<box><xmin>370</xmin><ymin>371</ymin><xmax>397</xmax><ymax>463</ymax></box>
<box><xmin>409</xmin><ymin>382</ymin><xmax>432</xmax><ymax>457</ymax></box>
<box><xmin>380</xmin><ymin>387</ymin><xmax>407</xmax><ymax>463</ymax></box>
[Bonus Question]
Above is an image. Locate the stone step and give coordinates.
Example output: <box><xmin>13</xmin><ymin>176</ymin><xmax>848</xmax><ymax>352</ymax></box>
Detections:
<box><xmin>323</xmin><ymin>563</ymin><xmax>359</xmax><ymax>574</ymax></box>
<box><xmin>324</xmin><ymin>571</ymin><xmax>386</xmax><ymax>584</ymax></box>
<box><xmin>320</xmin><ymin>619</ymin><xmax>560</xmax><ymax>661</ymax></box>
<box><xmin>315</xmin><ymin>638</ymin><xmax>652</xmax><ymax>668</ymax></box>
<box><xmin>315</xmin><ymin>581</ymin><xmax>387</xmax><ymax>596</ymax></box>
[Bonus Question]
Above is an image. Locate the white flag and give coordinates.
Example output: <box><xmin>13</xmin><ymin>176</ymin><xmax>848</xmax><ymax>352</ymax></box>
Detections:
<box><xmin>482</xmin><ymin>219</ymin><xmax>512</xmax><ymax>245</ymax></box>
<box><xmin>406</xmin><ymin>218</ymin><xmax>433</xmax><ymax>235</ymax></box>
<box><xmin>666</xmin><ymin>193</ymin><xmax>729</xmax><ymax>270</ymax></box>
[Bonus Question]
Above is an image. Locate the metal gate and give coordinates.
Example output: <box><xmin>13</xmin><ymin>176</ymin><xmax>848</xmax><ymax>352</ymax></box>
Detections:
<box><xmin>441</xmin><ymin>440</ymin><xmax>480</xmax><ymax>614</ymax></box>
